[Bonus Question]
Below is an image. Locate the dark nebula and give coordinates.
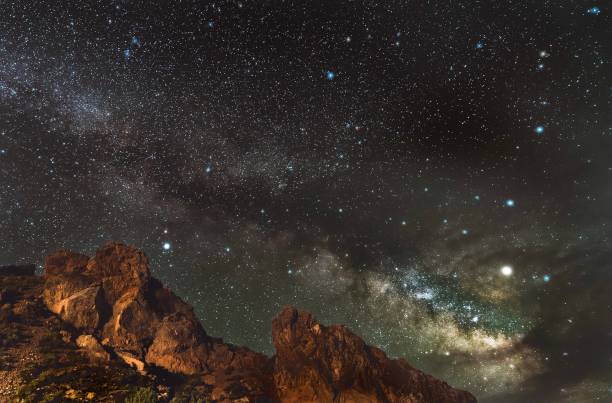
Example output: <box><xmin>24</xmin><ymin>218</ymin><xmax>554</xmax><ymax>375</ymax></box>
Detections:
<box><xmin>1</xmin><ymin>1</ymin><xmax>611</xmax><ymax>401</ymax></box>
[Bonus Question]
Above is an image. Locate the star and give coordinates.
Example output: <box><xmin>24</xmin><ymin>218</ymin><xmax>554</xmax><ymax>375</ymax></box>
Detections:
<box><xmin>505</xmin><ymin>199</ymin><xmax>515</xmax><ymax>207</ymax></box>
<box><xmin>325</xmin><ymin>70</ymin><xmax>336</xmax><ymax>80</ymax></box>
<box><xmin>586</xmin><ymin>6</ymin><xmax>601</xmax><ymax>15</ymax></box>
<box><xmin>162</xmin><ymin>242</ymin><xmax>171</xmax><ymax>251</ymax></box>
<box><xmin>535</xmin><ymin>125</ymin><xmax>545</xmax><ymax>134</ymax></box>
<box><xmin>500</xmin><ymin>265</ymin><xmax>513</xmax><ymax>277</ymax></box>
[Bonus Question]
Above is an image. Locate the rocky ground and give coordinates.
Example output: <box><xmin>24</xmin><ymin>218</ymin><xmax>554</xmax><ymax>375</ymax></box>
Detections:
<box><xmin>0</xmin><ymin>242</ymin><xmax>477</xmax><ymax>403</ymax></box>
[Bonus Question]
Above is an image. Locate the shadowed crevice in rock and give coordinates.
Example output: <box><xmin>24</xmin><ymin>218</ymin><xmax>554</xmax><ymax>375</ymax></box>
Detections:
<box><xmin>40</xmin><ymin>241</ymin><xmax>476</xmax><ymax>402</ymax></box>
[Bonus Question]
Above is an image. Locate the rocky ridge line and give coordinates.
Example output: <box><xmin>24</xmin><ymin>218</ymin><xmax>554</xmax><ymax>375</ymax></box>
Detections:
<box><xmin>35</xmin><ymin>241</ymin><xmax>476</xmax><ymax>402</ymax></box>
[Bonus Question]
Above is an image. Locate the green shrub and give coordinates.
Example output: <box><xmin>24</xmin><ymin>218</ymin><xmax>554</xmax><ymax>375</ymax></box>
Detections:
<box><xmin>125</xmin><ymin>387</ymin><xmax>157</xmax><ymax>403</ymax></box>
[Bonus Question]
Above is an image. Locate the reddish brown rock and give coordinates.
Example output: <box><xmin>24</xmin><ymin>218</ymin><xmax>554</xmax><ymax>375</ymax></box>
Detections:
<box><xmin>272</xmin><ymin>306</ymin><xmax>477</xmax><ymax>403</ymax></box>
<box><xmin>101</xmin><ymin>288</ymin><xmax>159</xmax><ymax>355</ymax></box>
<box><xmin>85</xmin><ymin>242</ymin><xmax>150</xmax><ymax>306</ymax></box>
<box><xmin>40</xmin><ymin>241</ymin><xmax>271</xmax><ymax>387</ymax></box>
<box><xmin>40</xmin><ymin>241</ymin><xmax>477</xmax><ymax>403</ymax></box>
<box><xmin>44</xmin><ymin>251</ymin><xmax>89</xmax><ymax>276</ymax></box>
<box><xmin>145</xmin><ymin>312</ymin><xmax>210</xmax><ymax>375</ymax></box>
<box><xmin>76</xmin><ymin>334</ymin><xmax>111</xmax><ymax>362</ymax></box>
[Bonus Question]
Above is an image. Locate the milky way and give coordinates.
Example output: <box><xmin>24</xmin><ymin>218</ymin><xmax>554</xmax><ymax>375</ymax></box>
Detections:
<box><xmin>1</xmin><ymin>1</ymin><xmax>611</xmax><ymax>401</ymax></box>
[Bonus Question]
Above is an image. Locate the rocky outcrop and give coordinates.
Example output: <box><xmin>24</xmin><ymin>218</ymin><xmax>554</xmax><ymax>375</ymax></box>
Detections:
<box><xmin>40</xmin><ymin>241</ymin><xmax>476</xmax><ymax>402</ymax></box>
<box><xmin>272</xmin><ymin>307</ymin><xmax>477</xmax><ymax>403</ymax></box>
<box><xmin>41</xmin><ymin>241</ymin><xmax>271</xmax><ymax>392</ymax></box>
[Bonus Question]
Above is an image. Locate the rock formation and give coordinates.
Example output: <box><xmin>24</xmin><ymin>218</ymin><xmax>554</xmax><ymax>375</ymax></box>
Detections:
<box><xmin>272</xmin><ymin>307</ymin><xmax>476</xmax><ymax>403</ymax></box>
<box><xmin>37</xmin><ymin>241</ymin><xmax>476</xmax><ymax>402</ymax></box>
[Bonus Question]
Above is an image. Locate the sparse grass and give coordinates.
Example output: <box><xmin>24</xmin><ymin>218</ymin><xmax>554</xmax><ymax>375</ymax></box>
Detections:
<box><xmin>125</xmin><ymin>387</ymin><xmax>158</xmax><ymax>403</ymax></box>
<box><xmin>17</xmin><ymin>363</ymin><xmax>157</xmax><ymax>403</ymax></box>
<box><xmin>169</xmin><ymin>377</ymin><xmax>212</xmax><ymax>403</ymax></box>
<box><xmin>15</xmin><ymin>350</ymin><xmax>154</xmax><ymax>402</ymax></box>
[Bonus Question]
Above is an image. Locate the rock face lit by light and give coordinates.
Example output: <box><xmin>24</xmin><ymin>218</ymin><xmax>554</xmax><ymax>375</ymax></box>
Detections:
<box><xmin>500</xmin><ymin>265</ymin><xmax>513</xmax><ymax>277</ymax></box>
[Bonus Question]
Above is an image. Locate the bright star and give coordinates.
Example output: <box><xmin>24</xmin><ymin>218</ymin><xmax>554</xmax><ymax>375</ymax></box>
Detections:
<box><xmin>501</xmin><ymin>265</ymin><xmax>513</xmax><ymax>277</ymax></box>
<box><xmin>475</xmin><ymin>42</ymin><xmax>484</xmax><ymax>49</ymax></box>
<box><xmin>535</xmin><ymin>125</ymin><xmax>545</xmax><ymax>134</ymax></box>
<box><xmin>162</xmin><ymin>242</ymin><xmax>171</xmax><ymax>251</ymax></box>
<box><xmin>462</xmin><ymin>229</ymin><xmax>469</xmax><ymax>235</ymax></box>
<box><xmin>506</xmin><ymin>199</ymin><xmax>515</xmax><ymax>207</ymax></box>
<box><xmin>543</xmin><ymin>274</ymin><xmax>551</xmax><ymax>282</ymax></box>
<box><xmin>326</xmin><ymin>70</ymin><xmax>336</xmax><ymax>80</ymax></box>
<box><xmin>587</xmin><ymin>6</ymin><xmax>601</xmax><ymax>15</ymax></box>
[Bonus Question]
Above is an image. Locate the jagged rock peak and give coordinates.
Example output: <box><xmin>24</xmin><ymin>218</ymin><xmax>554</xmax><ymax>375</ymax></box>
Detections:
<box><xmin>272</xmin><ymin>306</ymin><xmax>477</xmax><ymax>403</ymax></box>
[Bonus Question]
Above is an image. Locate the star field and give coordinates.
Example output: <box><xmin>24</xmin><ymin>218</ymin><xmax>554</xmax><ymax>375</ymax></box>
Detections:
<box><xmin>1</xmin><ymin>1</ymin><xmax>611</xmax><ymax>401</ymax></box>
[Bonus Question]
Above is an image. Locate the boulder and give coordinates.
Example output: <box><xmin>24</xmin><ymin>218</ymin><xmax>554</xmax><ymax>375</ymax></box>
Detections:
<box><xmin>85</xmin><ymin>242</ymin><xmax>150</xmax><ymax>306</ymax></box>
<box><xmin>145</xmin><ymin>312</ymin><xmax>209</xmax><ymax>375</ymax></box>
<box><xmin>76</xmin><ymin>334</ymin><xmax>110</xmax><ymax>362</ymax></box>
<box><xmin>101</xmin><ymin>288</ymin><xmax>159</xmax><ymax>355</ymax></box>
<box><xmin>44</xmin><ymin>283</ymin><xmax>105</xmax><ymax>333</ymax></box>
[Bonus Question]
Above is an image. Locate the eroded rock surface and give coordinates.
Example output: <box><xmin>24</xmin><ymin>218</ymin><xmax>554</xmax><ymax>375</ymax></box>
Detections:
<box><xmin>41</xmin><ymin>241</ymin><xmax>271</xmax><ymax>400</ymax></box>
<box><xmin>40</xmin><ymin>241</ymin><xmax>476</xmax><ymax>402</ymax></box>
<box><xmin>272</xmin><ymin>307</ymin><xmax>477</xmax><ymax>403</ymax></box>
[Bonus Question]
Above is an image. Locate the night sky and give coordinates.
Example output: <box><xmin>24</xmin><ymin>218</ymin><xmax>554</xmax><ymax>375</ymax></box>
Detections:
<box><xmin>1</xmin><ymin>1</ymin><xmax>611</xmax><ymax>401</ymax></box>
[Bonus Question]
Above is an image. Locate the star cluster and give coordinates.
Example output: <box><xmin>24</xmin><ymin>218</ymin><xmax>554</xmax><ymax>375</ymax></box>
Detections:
<box><xmin>1</xmin><ymin>1</ymin><xmax>611</xmax><ymax>401</ymax></box>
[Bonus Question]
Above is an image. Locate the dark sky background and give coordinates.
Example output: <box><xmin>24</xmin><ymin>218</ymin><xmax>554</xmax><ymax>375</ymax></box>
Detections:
<box><xmin>1</xmin><ymin>1</ymin><xmax>611</xmax><ymax>401</ymax></box>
